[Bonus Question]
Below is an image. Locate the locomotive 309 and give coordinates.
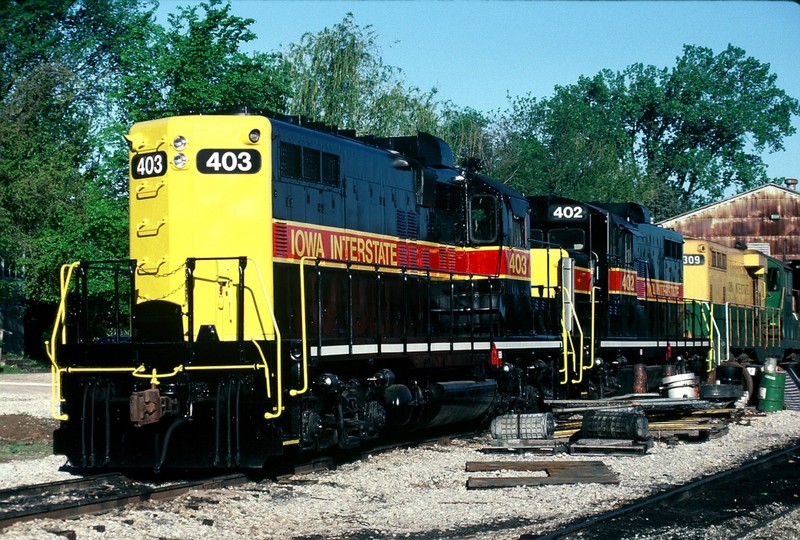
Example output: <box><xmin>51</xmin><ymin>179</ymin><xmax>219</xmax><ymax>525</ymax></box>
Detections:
<box><xmin>48</xmin><ymin>113</ymin><xmax>554</xmax><ymax>471</ymax></box>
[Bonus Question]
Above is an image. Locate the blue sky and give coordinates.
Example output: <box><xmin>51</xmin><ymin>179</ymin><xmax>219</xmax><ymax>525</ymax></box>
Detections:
<box><xmin>159</xmin><ymin>0</ymin><xmax>800</xmax><ymax>181</ymax></box>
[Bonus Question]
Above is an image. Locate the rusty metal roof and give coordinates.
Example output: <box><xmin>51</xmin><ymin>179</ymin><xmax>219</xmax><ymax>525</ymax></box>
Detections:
<box><xmin>659</xmin><ymin>182</ymin><xmax>800</xmax><ymax>262</ymax></box>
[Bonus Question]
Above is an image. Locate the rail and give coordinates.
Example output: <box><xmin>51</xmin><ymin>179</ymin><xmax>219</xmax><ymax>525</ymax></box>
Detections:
<box><xmin>0</xmin><ymin>473</ymin><xmax>248</xmax><ymax>531</ymax></box>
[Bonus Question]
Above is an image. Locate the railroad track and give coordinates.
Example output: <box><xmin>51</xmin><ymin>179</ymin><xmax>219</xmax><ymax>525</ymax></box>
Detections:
<box><xmin>527</xmin><ymin>441</ymin><xmax>800</xmax><ymax>539</ymax></box>
<box><xmin>0</xmin><ymin>472</ymin><xmax>248</xmax><ymax>530</ymax></box>
<box><xmin>0</xmin><ymin>430</ymin><xmax>473</xmax><ymax>530</ymax></box>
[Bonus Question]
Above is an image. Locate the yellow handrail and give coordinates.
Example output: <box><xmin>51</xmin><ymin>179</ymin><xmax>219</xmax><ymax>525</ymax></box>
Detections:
<box><xmin>294</xmin><ymin>256</ymin><xmax>316</xmax><ymax>398</ymax></box>
<box><xmin>559</xmin><ymin>287</ymin><xmax>569</xmax><ymax>385</ymax></box>
<box><xmin>568</xmin><ymin>295</ymin><xmax>586</xmax><ymax>385</ymax></box>
<box><xmin>50</xmin><ymin>366</ymin><xmax>68</xmax><ymax>421</ymax></box>
<box><xmin>249</xmin><ymin>339</ymin><xmax>271</xmax><ymax>399</ymax></box>
<box><xmin>45</xmin><ymin>262</ymin><xmax>81</xmax><ymax>421</ymax></box>
<box><xmin>559</xmin><ymin>285</ymin><xmax>590</xmax><ymax>385</ymax></box>
<box><xmin>66</xmin><ymin>366</ymin><xmax>146</xmax><ymax>374</ymax></box>
<box><xmin>701</xmin><ymin>302</ymin><xmax>715</xmax><ymax>373</ymax></box>
<box><xmin>132</xmin><ymin>365</ymin><xmax>184</xmax><ymax>385</ymax></box>
<box><xmin>45</xmin><ymin>262</ymin><xmax>80</xmax><ymax>366</ymax></box>
<box><xmin>246</xmin><ymin>257</ymin><xmax>284</xmax><ymax>418</ymax></box>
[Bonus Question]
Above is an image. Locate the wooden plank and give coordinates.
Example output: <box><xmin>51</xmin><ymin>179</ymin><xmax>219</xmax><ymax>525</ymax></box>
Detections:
<box><xmin>467</xmin><ymin>476</ymin><xmax>618</xmax><ymax>489</ymax></box>
<box><xmin>465</xmin><ymin>460</ymin><xmax>619</xmax><ymax>489</ymax></box>
<box><xmin>467</xmin><ymin>461</ymin><xmax>619</xmax><ymax>489</ymax></box>
<box><xmin>466</xmin><ymin>461</ymin><xmax>546</xmax><ymax>472</ymax></box>
<box><xmin>569</xmin><ymin>439</ymin><xmax>651</xmax><ymax>455</ymax></box>
<box><xmin>649</xmin><ymin>421</ymin><xmax>717</xmax><ymax>429</ymax></box>
<box><xmin>570</xmin><ymin>445</ymin><xmax>648</xmax><ymax>456</ymax></box>
<box><xmin>480</xmin><ymin>439</ymin><xmax>569</xmax><ymax>455</ymax></box>
<box><xmin>465</xmin><ymin>460</ymin><xmax>607</xmax><ymax>472</ymax></box>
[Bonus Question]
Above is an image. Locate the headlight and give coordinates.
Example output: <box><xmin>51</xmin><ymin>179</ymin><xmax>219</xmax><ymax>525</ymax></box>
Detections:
<box><xmin>248</xmin><ymin>129</ymin><xmax>260</xmax><ymax>143</ymax></box>
<box><xmin>173</xmin><ymin>153</ymin><xmax>187</xmax><ymax>168</ymax></box>
<box><xmin>173</xmin><ymin>135</ymin><xmax>187</xmax><ymax>150</ymax></box>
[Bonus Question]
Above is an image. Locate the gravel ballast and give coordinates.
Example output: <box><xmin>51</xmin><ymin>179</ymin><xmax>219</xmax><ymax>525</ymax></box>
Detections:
<box><xmin>2</xmin><ymin>378</ymin><xmax>800</xmax><ymax>539</ymax></box>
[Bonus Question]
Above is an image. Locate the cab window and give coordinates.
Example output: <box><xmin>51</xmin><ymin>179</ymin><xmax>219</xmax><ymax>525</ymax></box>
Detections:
<box><xmin>470</xmin><ymin>194</ymin><xmax>498</xmax><ymax>244</ymax></box>
<box><xmin>530</xmin><ymin>229</ymin><xmax>544</xmax><ymax>247</ymax></box>
<box><xmin>767</xmin><ymin>267</ymin><xmax>782</xmax><ymax>292</ymax></box>
<box><xmin>548</xmin><ymin>228</ymin><xmax>585</xmax><ymax>251</ymax></box>
<box><xmin>509</xmin><ymin>215</ymin><xmax>526</xmax><ymax>248</ymax></box>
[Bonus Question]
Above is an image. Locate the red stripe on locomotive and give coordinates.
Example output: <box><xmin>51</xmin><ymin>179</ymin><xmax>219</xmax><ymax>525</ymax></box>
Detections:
<box><xmin>608</xmin><ymin>267</ymin><xmax>683</xmax><ymax>299</ymax></box>
<box><xmin>273</xmin><ymin>220</ymin><xmax>530</xmax><ymax>279</ymax></box>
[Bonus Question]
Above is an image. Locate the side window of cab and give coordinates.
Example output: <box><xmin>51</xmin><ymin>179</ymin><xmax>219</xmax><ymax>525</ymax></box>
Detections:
<box><xmin>469</xmin><ymin>194</ymin><xmax>498</xmax><ymax>244</ymax></box>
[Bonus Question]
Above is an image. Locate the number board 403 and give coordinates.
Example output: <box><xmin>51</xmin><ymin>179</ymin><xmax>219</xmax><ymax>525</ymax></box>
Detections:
<box><xmin>131</xmin><ymin>151</ymin><xmax>167</xmax><ymax>179</ymax></box>
<box><xmin>198</xmin><ymin>149</ymin><xmax>261</xmax><ymax>174</ymax></box>
<box><xmin>549</xmin><ymin>204</ymin><xmax>586</xmax><ymax>221</ymax></box>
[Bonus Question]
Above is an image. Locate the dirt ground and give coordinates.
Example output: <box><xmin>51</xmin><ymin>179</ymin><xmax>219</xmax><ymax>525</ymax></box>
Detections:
<box><xmin>0</xmin><ymin>414</ymin><xmax>59</xmax><ymax>462</ymax></box>
<box><xmin>0</xmin><ymin>414</ymin><xmax>57</xmax><ymax>441</ymax></box>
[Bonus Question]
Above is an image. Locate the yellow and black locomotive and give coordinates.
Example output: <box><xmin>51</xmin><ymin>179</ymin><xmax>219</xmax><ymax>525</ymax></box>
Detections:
<box><xmin>527</xmin><ymin>196</ymin><xmax>711</xmax><ymax>397</ymax></box>
<box><xmin>48</xmin><ymin>113</ymin><xmax>544</xmax><ymax>470</ymax></box>
<box><xmin>47</xmin><ymin>113</ymin><xmax>800</xmax><ymax>471</ymax></box>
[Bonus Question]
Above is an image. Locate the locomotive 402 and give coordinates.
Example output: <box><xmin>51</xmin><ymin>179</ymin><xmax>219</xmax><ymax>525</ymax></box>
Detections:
<box><xmin>46</xmin><ymin>113</ymin><xmax>800</xmax><ymax>472</ymax></box>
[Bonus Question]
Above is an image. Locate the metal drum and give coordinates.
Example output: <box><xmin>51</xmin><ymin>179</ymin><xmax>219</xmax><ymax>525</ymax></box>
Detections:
<box><xmin>661</xmin><ymin>373</ymin><xmax>697</xmax><ymax>399</ymax></box>
<box><xmin>758</xmin><ymin>372</ymin><xmax>786</xmax><ymax>412</ymax></box>
<box><xmin>490</xmin><ymin>412</ymin><xmax>555</xmax><ymax>440</ymax></box>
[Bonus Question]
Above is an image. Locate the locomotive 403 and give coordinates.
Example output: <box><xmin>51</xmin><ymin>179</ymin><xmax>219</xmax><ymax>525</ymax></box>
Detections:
<box><xmin>48</xmin><ymin>113</ymin><xmax>544</xmax><ymax>471</ymax></box>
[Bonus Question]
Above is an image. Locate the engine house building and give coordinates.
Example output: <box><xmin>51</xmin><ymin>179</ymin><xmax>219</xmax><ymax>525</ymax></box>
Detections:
<box><xmin>659</xmin><ymin>179</ymin><xmax>800</xmax><ymax>267</ymax></box>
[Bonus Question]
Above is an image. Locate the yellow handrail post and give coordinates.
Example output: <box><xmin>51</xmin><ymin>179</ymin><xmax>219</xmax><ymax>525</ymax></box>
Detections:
<box><xmin>246</xmin><ymin>257</ymin><xmax>286</xmax><ymax>419</ymax></box>
<box><xmin>45</xmin><ymin>262</ymin><xmax>80</xmax><ymax>421</ymax></box>
<box><xmin>568</xmin><ymin>290</ymin><xmax>586</xmax><ymax>385</ymax></box>
<box><xmin>559</xmin><ymin>285</ymin><xmax>569</xmax><ymax>385</ymax></box>
<box><xmin>292</xmin><ymin>257</ymin><xmax>316</xmax><ymax>398</ymax></box>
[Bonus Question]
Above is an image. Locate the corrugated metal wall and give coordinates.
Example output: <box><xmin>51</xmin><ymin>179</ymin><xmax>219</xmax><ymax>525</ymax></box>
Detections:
<box><xmin>660</xmin><ymin>182</ymin><xmax>800</xmax><ymax>263</ymax></box>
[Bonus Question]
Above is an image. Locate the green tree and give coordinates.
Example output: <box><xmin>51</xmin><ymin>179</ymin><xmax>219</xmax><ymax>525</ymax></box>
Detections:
<box><xmin>437</xmin><ymin>106</ymin><xmax>494</xmax><ymax>171</ymax></box>
<box><xmin>285</xmin><ymin>13</ymin><xmax>440</xmax><ymax>136</ymax></box>
<box><xmin>493</xmin><ymin>45</ymin><xmax>799</xmax><ymax>218</ymax></box>
<box><xmin>0</xmin><ymin>1</ymin><xmax>138</xmax><ymax>304</ymax></box>
<box><xmin>115</xmin><ymin>0</ymin><xmax>291</xmax><ymax>123</ymax></box>
<box><xmin>0</xmin><ymin>0</ymin><xmax>146</xmax><ymax>359</ymax></box>
<box><xmin>490</xmin><ymin>84</ymin><xmax>638</xmax><ymax>201</ymax></box>
<box><xmin>628</xmin><ymin>45</ymin><xmax>798</xmax><ymax>210</ymax></box>
<box><xmin>1</xmin><ymin>0</ymin><xmax>293</xmax><ymax>306</ymax></box>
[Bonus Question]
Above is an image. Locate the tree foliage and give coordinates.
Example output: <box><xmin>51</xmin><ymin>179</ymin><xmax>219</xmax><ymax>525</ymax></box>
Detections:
<box><xmin>436</xmin><ymin>107</ymin><xmax>494</xmax><ymax>170</ymax></box>
<box><xmin>491</xmin><ymin>45</ymin><xmax>799</xmax><ymax>218</ymax></box>
<box><xmin>285</xmin><ymin>13</ymin><xmax>442</xmax><ymax>136</ymax></box>
<box><xmin>2</xmin><ymin>0</ymin><xmax>294</xmax><ymax>306</ymax></box>
<box><xmin>104</xmin><ymin>0</ymin><xmax>292</xmax><ymax>197</ymax></box>
<box><xmin>0</xmin><ymin>0</ymin><xmax>139</xmax><ymax>303</ymax></box>
<box><xmin>115</xmin><ymin>0</ymin><xmax>292</xmax><ymax>122</ymax></box>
